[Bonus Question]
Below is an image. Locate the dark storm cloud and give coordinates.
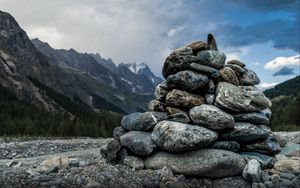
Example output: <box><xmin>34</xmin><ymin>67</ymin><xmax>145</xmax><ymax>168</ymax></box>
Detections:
<box><xmin>213</xmin><ymin>18</ymin><xmax>299</xmax><ymax>52</ymax></box>
<box><xmin>273</xmin><ymin>66</ymin><xmax>295</xmax><ymax>76</ymax></box>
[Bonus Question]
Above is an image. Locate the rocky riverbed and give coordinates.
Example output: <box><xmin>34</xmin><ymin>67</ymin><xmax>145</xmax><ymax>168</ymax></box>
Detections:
<box><xmin>0</xmin><ymin>132</ymin><xmax>299</xmax><ymax>188</ymax></box>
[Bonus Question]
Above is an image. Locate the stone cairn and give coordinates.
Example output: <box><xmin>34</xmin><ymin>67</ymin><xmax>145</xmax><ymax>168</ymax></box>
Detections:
<box><xmin>102</xmin><ymin>34</ymin><xmax>281</xmax><ymax>183</ymax></box>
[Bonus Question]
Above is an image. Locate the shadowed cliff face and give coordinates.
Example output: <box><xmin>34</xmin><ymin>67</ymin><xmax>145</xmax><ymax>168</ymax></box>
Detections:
<box><xmin>0</xmin><ymin>10</ymin><xmax>158</xmax><ymax>115</ymax></box>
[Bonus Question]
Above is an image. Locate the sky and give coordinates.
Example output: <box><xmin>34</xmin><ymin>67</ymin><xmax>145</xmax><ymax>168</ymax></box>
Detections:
<box><xmin>0</xmin><ymin>0</ymin><xmax>299</xmax><ymax>89</ymax></box>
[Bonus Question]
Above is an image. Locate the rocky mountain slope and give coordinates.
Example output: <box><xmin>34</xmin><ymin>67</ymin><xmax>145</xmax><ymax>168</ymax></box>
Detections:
<box><xmin>0</xmin><ymin>10</ymin><xmax>162</xmax><ymax>117</ymax></box>
<box><xmin>264</xmin><ymin>76</ymin><xmax>300</xmax><ymax>131</ymax></box>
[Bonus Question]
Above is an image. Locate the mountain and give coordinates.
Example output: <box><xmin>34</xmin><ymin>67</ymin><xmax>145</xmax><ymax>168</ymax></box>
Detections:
<box><xmin>0</xmin><ymin>10</ymin><xmax>163</xmax><ymax>121</ymax></box>
<box><xmin>31</xmin><ymin>38</ymin><xmax>162</xmax><ymax>95</ymax></box>
<box><xmin>264</xmin><ymin>76</ymin><xmax>300</xmax><ymax>131</ymax></box>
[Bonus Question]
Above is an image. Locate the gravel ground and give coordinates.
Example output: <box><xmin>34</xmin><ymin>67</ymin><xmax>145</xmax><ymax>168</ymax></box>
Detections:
<box><xmin>0</xmin><ymin>133</ymin><xmax>299</xmax><ymax>188</ymax></box>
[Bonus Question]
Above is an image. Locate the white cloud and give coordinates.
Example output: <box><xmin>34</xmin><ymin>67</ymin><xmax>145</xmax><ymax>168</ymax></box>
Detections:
<box><xmin>258</xmin><ymin>82</ymin><xmax>278</xmax><ymax>91</ymax></box>
<box><xmin>264</xmin><ymin>54</ymin><xmax>300</xmax><ymax>70</ymax></box>
<box><xmin>26</xmin><ymin>26</ymin><xmax>64</xmax><ymax>48</ymax></box>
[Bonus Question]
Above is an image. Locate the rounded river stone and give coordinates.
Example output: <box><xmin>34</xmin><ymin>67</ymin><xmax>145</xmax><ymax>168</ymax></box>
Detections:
<box><xmin>221</xmin><ymin>122</ymin><xmax>269</xmax><ymax>142</ymax></box>
<box><xmin>197</xmin><ymin>50</ymin><xmax>226</xmax><ymax>69</ymax></box>
<box><xmin>121</xmin><ymin>112</ymin><xmax>167</xmax><ymax>131</ymax></box>
<box><xmin>166</xmin><ymin>70</ymin><xmax>209</xmax><ymax>93</ymax></box>
<box><xmin>152</xmin><ymin>121</ymin><xmax>218</xmax><ymax>151</ymax></box>
<box><xmin>189</xmin><ymin>104</ymin><xmax>235</xmax><ymax>130</ymax></box>
<box><xmin>166</xmin><ymin>89</ymin><xmax>205</xmax><ymax>109</ymax></box>
<box><xmin>145</xmin><ymin>148</ymin><xmax>246</xmax><ymax>178</ymax></box>
<box><xmin>120</xmin><ymin>131</ymin><xmax>156</xmax><ymax>156</ymax></box>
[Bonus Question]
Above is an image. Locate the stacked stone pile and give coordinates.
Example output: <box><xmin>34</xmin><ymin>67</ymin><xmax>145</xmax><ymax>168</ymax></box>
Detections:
<box><xmin>105</xmin><ymin>34</ymin><xmax>281</xmax><ymax>182</ymax></box>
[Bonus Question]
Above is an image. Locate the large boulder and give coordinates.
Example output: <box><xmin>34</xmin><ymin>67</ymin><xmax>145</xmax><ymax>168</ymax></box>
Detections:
<box><xmin>151</xmin><ymin>121</ymin><xmax>218</xmax><ymax>152</ymax></box>
<box><xmin>189</xmin><ymin>104</ymin><xmax>235</xmax><ymax>130</ymax></box>
<box><xmin>233</xmin><ymin>112</ymin><xmax>269</xmax><ymax>125</ymax></box>
<box><xmin>121</xmin><ymin>112</ymin><xmax>167</xmax><ymax>131</ymax></box>
<box><xmin>165</xmin><ymin>89</ymin><xmax>205</xmax><ymax>109</ymax></box>
<box><xmin>120</xmin><ymin>131</ymin><xmax>156</xmax><ymax>156</ymax></box>
<box><xmin>215</xmin><ymin>82</ymin><xmax>271</xmax><ymax>112</ymax></box>
<box><xmin>145</xmin><ymin>149</ymin><xmax>246</xmax><ymax>178</ymax></box>
<box><xmin>221</xmin><ymin>122</ymin><xmax>269</xmax><ymax>142</ymax></box>
<box><xmin>166</xmin><ymin>70</ymin><xmax>208</xmax><ymax>92</ymax></box>
<box><xmin>197</xmin><ymin>50</ymin><xmax>226</xmax><ymax>69</ymax></box>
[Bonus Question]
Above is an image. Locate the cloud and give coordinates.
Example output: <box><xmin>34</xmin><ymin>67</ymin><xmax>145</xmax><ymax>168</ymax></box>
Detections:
<box><xmin>264</xmin><ymin>54</ymin><xmax>300</xmax><ymax>70</ymax></box>
<box><xmin>26</xmin><ymin>26</ymin><xmax>63</xmax><ymax>47</ymax></box>
<box><xmin>258</xmin><ymin>82</ymin><xmax>278</xmax><ymax>90</ymax></box>
<box><xmin>272</xmin><ymin>66</ymin><xmax>295</xmax><ymax>76</ymax></box>
<box><xmin>213</xmin><ymin>19</ymin><xmax>299</xmax><ymax>52</ymax></box>
<box><xmin>0</xmin><ymin>0</ymin><xmax>299</xmax><ymax>76</ymax></box>
<box><xmin>230</xmin><ymin>0</ymin><xmax>299</xmax><ymax>12</ymax></box>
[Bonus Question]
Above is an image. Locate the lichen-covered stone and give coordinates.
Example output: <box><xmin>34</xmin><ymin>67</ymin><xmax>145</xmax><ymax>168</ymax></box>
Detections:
<box><xmin>240</xmin><ymin>68</ymin><xmax>260</xmax><ymax>85</ymax></box>
<box><xmin>212</xmin><ymin>141</ymin><xmax>240</xmax><ymax>152</ymax></box>
<box><xmin>120</xmin><ymin>131</ymin><xmax>156</xmax><ymax>156</ymax></box>
<box><xmin>189</xmin><ymin>104</ymin><xmax>235</xmax><ymax>130</ymax></box>
<box><xmin>220</xmin><ymin>67</ymin><xmax>239</xmax><ymax>85</ymax></box>
<box><xmin>241</xmin><ymin>136</ymin><xmax>281</xmax><ymax>155</ymax></box>
<box><xmin>148</xmin><ymin>100</ymin><xmax>166</xmax><ymax>112</ymax></box>
<box><xmin>239</xmin><ymin>152</ymin><xmax>276</xmax><ymax>169</ymax></box>
<box><xmin>145</xmin><ymin>149</ymin><xmax>246</xmax><ymax>178</ymax></box>
<box><xmin>152</xmin><ymin>121</ymin><xmax>218</xmax><ymax>151</ymax></box>
<box><xmin>154</xmin><ymin>82</ymin><xmax>169</xmax><ymax>102</ymax></box>
<box><xmin>162</xmin><ymin>54</ymin><xmax>199</xmax><ymax>78</ymax></box>
<box><xmin>221</xmin><ymin>122</ymin><xmax>269</xmax><ymax>142</ymax></box>
<box><xmin>215</xmin><ymin>82</ymin><xmax>271</xmax><ymax>112</ymax></box>
<box><xmin>189</xmin><ymin>63</ymin><xmax>220</xmax><ymax>78</ymax></box>
<box><xmin>233</xmin><ymin>112</ymin><xmax>269</xmax><ymax>125</ymax></box>
<box><xmin>166</xmin><ymin>70</ymin><xmax>208</xmax><ymax>93</ymax></box>
<box><xmin>197</xmin><ymin>50</ymin><xmax>226</xmax><ymax>69</ymax></box>
<box><xmin>165</xmin><ymin>89</ymin><xmax>205</xmax><ymax>109</ymax></box>
<box><xmin>121</xmin><ymin>112</ymin><xmax>167</xmax><ymax>131</ymax></box>
<box><xmin>242</xmin><ymin>159</ymin><xmax>262</xmax><ymax>182</ymax></box>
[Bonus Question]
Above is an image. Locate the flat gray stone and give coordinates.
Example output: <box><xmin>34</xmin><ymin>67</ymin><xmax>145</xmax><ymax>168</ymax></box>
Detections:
<box><xmin>239</xmin><ymin>152</ymin><xmax>276</xmax><ymax>169</ymax></box>
<box><xmin>145</xmin><ymin>149</ymin><xmax>246</xmax><ymax>178</ymax></box>
<box><xmin>120</xmin><ymin>131</ymin><xmax>156</xmax><ymax>156</ymax></box>
<box><xmin>241</xmin><ymin>136</ymin><xmax>281</xmax><ymax>155</ymax></box>
<box><xmin>221</xmin><ymin>122</ymin><xmax>269</xmax><ymax>142</ymax></box>
<box><xmin>162</xmin><ymin>54</ymin><xmax>199</xmax><ymax>78</ymax></box>
<box><xmin>215</xmin><ymin>82</ymin><xmax>271</xmax><ymax>112</ymax></box>
<box><xmin>189</xmin><ymin>63</ymin><xmax>220</xmax><ymax>78</ymax></box>
<box><xmin>152</xmin><ymin>121</ymin><xmax>218</xmax><ymax>151</ymax></box>
<box><xmin>166</xmin><ymin>70</ymin><xmax>209</xmax><ymax>93</ymax></box>
<box><xmin>121</xmin><ymin>112</ymin><xmax>167</xmax><ymax>131</ymax></box>
<box><xmin>197</xmin><ymin>50</ymin><xmax>226</xmax><ymax>69</ymax></box>
<box><xmin>166</xmin><ymin>89</ymin><xmax>205</xmax><ymax>109</ymax></box>
<box><xmin>212</xmin><ymin>141</ymin><xmax>240</xmax><ymax>152</ymax></box>
<box><xmin>189</xmin><ymin>104</ymin><xmax>235</xmax><ymax>130</ymax></box>
<box><xmin>233</xmin><ymin>112</ymin><xmax>269</xmax><ymax>125</ymax></box>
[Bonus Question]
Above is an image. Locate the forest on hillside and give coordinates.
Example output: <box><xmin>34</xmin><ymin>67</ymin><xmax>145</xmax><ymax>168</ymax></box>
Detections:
<box><xmin>264</xmin><ymin>76</ymin><xmax>300</xmax><ymax>131</ymax></box>
<box><xmin>0</xmin><ymin>85</ymin><xmax>122</xmax><ymax>137</ymax></box>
